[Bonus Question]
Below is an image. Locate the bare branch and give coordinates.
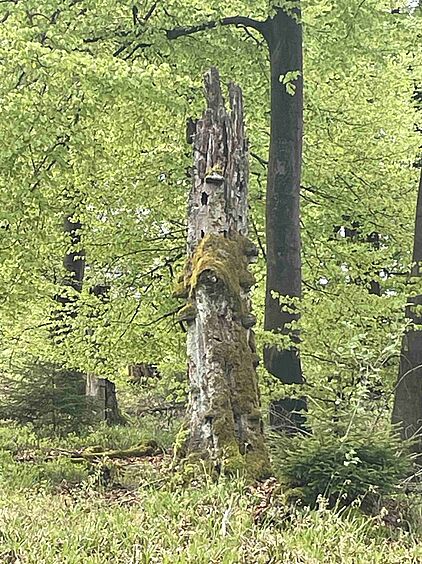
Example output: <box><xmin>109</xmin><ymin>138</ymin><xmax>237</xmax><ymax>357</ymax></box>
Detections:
<box><xmin>251</xmin><ymin>151</ymin><xmax>268</xmax><ymax>168</ymax></box>
<box><xmin>166</xmin><ymin>15</ymin><xmax>265</xmax><ymax>40</ymax></box>
<box><xmin>144</xmin><ymin>1</ymin><xmax>158</xmax><ymax>23</ymax></box>
<box><xmin>136</xmin><ymin>402</ymin><xmax>186</xmax><ymax>416</ymax></box>
<box><xmin>249</xmin><ymin>209</ymin><xmax>266</xmax><ymax>260</ymax></box>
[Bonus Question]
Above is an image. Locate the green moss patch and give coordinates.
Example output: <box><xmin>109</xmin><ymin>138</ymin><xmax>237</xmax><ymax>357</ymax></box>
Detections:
<box><xmin>177</xmin><ymin>234</ymin><xmax>255</xmax><ymax>308</ymax></box>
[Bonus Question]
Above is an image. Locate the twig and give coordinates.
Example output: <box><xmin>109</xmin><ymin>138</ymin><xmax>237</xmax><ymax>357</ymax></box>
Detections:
<box><xmin>249</xmin><ymin>209</ymin><xmax>266</xmax><ymax>260</ymax></box>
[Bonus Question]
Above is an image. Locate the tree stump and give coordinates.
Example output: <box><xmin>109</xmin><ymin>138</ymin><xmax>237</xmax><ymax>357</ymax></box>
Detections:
<box><xmin>177</xmin><ymin>68</ymin><xmax>269</xmax><ymax>476</ymax></box>
<box><xmin>86</xmin><ymin>374</ymin><xmax>124</xmax><ymax>425</ymax></box>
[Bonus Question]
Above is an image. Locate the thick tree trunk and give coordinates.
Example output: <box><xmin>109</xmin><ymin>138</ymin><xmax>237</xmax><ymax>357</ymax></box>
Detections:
<box><xmin>179</xmin><ymin>68</ymin><xmax>269</xmax><ymax>476</ymax></box>
<box><xmin>392</xmin><ymin>170</ymin><xmax>422</xmax><ymax>451</ymax></box>
<box><xmin>262</xmin><ymin>5</ymin><xmax>304</xmax><ymax>385</ymax></box>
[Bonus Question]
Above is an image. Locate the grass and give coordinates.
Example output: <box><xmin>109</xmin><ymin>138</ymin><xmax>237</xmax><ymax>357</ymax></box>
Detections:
<box><xmin>1</xmin><ymin>420</ymin><xmax>422</xmax><ymax>563</ymax></box>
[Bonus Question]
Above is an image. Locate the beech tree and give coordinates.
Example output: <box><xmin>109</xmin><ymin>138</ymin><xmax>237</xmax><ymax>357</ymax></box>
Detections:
<box><xmin>58</xmin><ymin>202</ymin><xmax>123</xmax><ymax>424</ymax></box>
<box><xmin>393</xmin><ymin>170</ymin><xmax>422</xmax><ymax>451</ymax></box>
<box><xmin>392</xmin><ymin>67</ymin><xmax>422</xmax><ymax>449</ymax></box>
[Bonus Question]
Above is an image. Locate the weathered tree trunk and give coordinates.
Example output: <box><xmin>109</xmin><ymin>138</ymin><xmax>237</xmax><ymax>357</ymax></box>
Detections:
<box><xmin>392</xmin><ymin>170</ymin><xmax>422</xmax><ymax>452</ymax></box>
<box><xmin>262</xmin><ymin>5</ymin><xmax>304</xmax><ymax>385</ymax></box>
<box><xmin>178</xmin><ymin>68</ymin><xmax>269</xmax><ymax>476</ymax></box>
<box><xmin>86</xmin><ymin>374</ymin><xmax>123</xmax><ymax>425</ymax></box>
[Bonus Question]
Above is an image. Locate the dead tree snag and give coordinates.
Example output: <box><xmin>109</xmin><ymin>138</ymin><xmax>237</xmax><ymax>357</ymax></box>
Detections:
<box><xmin>176</xmin><ymin>68</ymin><xmax>269</xmax><ymax>477</ymax></box>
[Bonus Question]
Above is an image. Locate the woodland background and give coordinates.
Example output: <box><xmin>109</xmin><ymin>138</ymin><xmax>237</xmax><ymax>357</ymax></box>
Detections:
<box><xmin>0</xmin><ymin>0</ymin><xmax>422</xmax><ymax>562</ymax></box>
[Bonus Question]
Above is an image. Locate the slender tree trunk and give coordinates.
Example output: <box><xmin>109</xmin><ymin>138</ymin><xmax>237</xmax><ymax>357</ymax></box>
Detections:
<box><xmin>179</xmin><ymin>68</ymin><xmax>269</xmax><ymax>476</ymax></box>
<box><xmin>53</xmin><ymin>198</ymin><xmax>121</xmax><ymax>425</ymax></box>
<box><xmin>48</xmin><ymin>203</ymin><xmax>90</xmax><ymax>430</ymax></box>
<box><xmin>392</xmin><ymin>170</ymin><xmax>422</xmax><ymax>451</ymax></box>
<box><xmin>53</xmin><ymin>210</ymin><xmax>85</xmax><ymax>336</ymax></box>
<box><xmin>262</xmin><ymin>5</ymin><xmax>304</xmax><ymax>385</ymax></box>
<box><xmin>63</xmin><ymin>216</ymin><xmax>85</xmax><ymax>292</ymax></box>
<box><xmin>85</xmin><ymin>283</ymin><xmax>125</xmax><ymax>425</ymax></box>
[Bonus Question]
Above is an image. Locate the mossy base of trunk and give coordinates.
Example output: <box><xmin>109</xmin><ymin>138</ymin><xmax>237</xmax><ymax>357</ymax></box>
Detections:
<box><xmin>173</xmin><ymin>435</ymin><xmax>271</xmax><ymax>484</ymax></box>
<box><xmin>220</xmin><ymin>441</ymin><xmax>272</xmax><ymax>480</ymax></box>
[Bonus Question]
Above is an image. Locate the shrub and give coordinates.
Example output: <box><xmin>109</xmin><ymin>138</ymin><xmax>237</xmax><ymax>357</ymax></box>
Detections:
<box><xmin>270</xmin><ymin>418</ymin><xmax>412</xmax><ymax>509</ymax></box>
<box><xmin>0</xmin><ymin>360</ymin><xmax>93</xmax><ymax>435</ymax></box>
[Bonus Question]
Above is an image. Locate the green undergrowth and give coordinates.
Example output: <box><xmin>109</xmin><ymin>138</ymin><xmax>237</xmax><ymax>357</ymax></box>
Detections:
<box><xmin>0</xmin><ymin>416</ymin><xmax>176</xmax><ymax>453</ymax></box>
<box><xmin>268</xmin><ymin>419</ymin><xmax>413</xmax><ymax>510</ymax></box>
<box><xmin>0</xmin><ymin>418</ymin><xmax>175</xmax><ymax>492</ymax></box>
<box><xmin>1</xmin><ymin>475</ymin><xmax>422</xmax><ymax>563</ymax></box>
<box><xmin>1</xmin><ymin>421</ymin><xmax>422</xmax><ymax>563</ymax></box>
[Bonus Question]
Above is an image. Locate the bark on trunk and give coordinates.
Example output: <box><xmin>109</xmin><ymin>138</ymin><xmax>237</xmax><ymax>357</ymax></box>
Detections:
<box><xmin>86</xmin><ymin>374</ymin><xmax>124</xmax><ymax>425</ymax></box>
<box><xmin>392</xmin><ymin>170</ymin><xmax>422</xmax><ymax>451</ymax></box>
<box><xmin>178</xmin><ymin>68</ymin><xmax>269</xmax><ymax>476</ymax></box>
<box><xmin>262</xmin><ymin>5</ymin><xmax>304</xmax><ymax>385</ymax></box>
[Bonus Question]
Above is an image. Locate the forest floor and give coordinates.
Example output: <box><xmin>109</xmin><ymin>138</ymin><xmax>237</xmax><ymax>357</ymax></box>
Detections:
<box><xmin>1</xmin><ymin>420</ymin><xmax>422</xmax><ymax>564</ymax></box>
